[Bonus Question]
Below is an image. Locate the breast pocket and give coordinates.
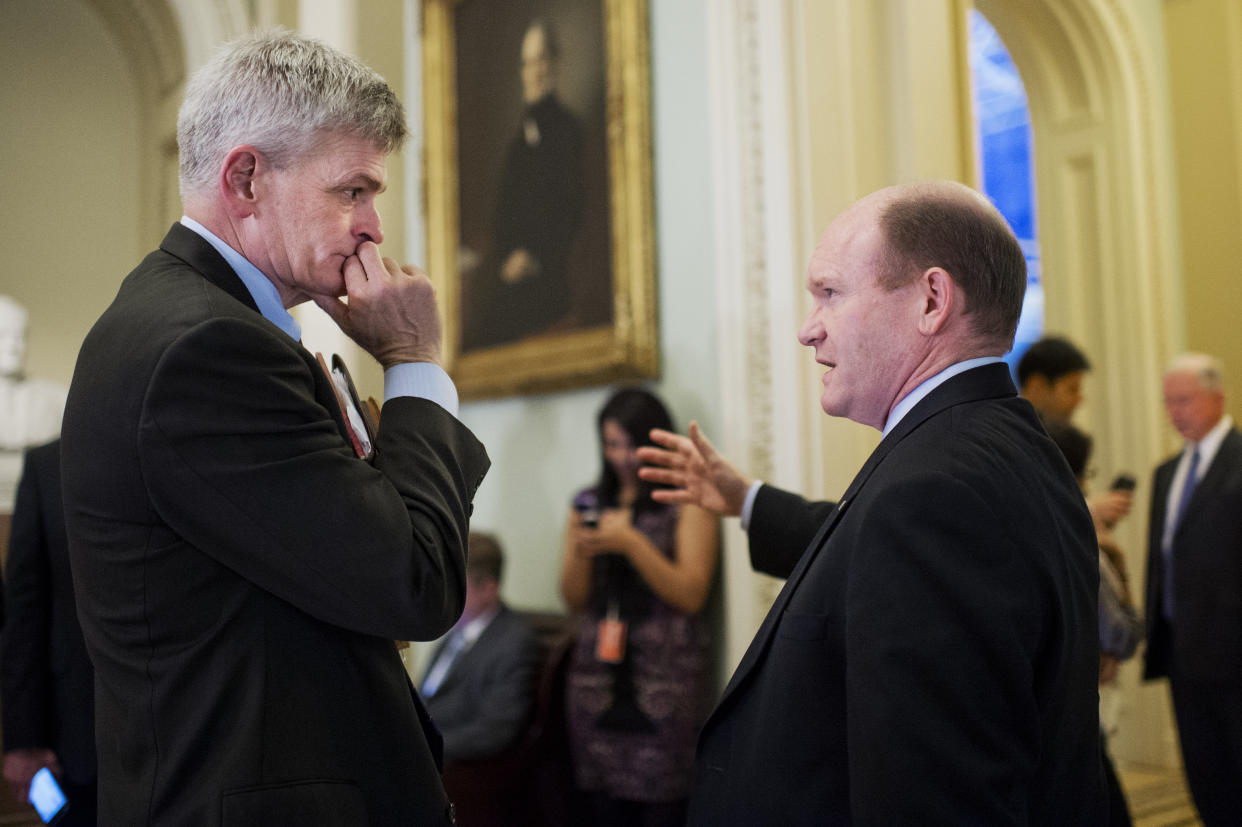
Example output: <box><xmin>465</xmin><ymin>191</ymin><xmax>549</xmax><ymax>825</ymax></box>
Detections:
<box><xmin>776</xmin><ymin>611</ymin><xmax>829</xmax><ymax>641</ymax></box>
<box><xmin>222</xmin><ymin>779</ymin><xmax>367</xmax><ymax>826</ymax></box>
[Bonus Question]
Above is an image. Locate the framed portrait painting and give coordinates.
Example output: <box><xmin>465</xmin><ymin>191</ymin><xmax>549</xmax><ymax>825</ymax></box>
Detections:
<box><xmin>421</xmin><ymin>0</ymin><xmax>657</xmax><ymax>400</ymax></box>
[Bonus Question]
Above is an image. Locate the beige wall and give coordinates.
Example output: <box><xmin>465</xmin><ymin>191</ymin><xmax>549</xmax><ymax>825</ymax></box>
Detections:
<box><xmin>1165</xmin><ymin>0</ymin><xmax>1242</xmax><ymax>406</ymax></box>
<box><xmin>0</xmin><ymin>0</ymin><xmax>147</xmax><ymax>387</ymax></box>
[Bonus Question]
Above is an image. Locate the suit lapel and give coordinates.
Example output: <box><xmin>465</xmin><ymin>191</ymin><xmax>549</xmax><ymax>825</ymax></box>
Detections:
<box><xmin>1176</xmin><ymin>428</ymin><xmax>1242</xmax><ymax>533</ymax></box>
<box><xmin>708</xmin><ymin>363</ymin><xmax>1019</xmax><ymax>718</ymax></box>
<box><xmin>158</xmin><ymin>223</ymin><xmax>362</xmax><ymax>450</ymax></box>
<box><xmin>159</xmin><ymin>223</ymin><xmax>262</xmax><ymax>314</ymax></box>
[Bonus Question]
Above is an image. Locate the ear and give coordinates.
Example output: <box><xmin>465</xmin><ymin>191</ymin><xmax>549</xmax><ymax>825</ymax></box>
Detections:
<box><xmin>915</xmin><ymin>267</ymin><xmax>955</xmax><ymax>335</ymax></box>
<box><xmin>218</xmin><ymin>146</ymin><xmax>261</xmax><ymax>219</ymax></box>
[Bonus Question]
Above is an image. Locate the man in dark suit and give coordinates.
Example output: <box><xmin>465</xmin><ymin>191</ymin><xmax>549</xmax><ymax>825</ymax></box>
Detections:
<box><xmin>60</xmin><ymin>31</ymin><xmax>489</xmax><ymax>826</ymax></box>
<box><xmin>1017</xmin><ymin>335</ymin><xmax>1132</xmax><ymax>531</ymax></box>
<box><xmin>2</xmin><ymin>440</ymin><xmax>96</xmax><ymax>825</ymax></box>
<box><xmin>1142</xmin><ymin>352</ymin><xmax>1242</xmax><ymax>825</ymax></box>
<box><xmin>639</xmin><ymin>180</ymin><xmax>1103</xmax><ymax>824</ymax></box>
<box><xmin>421</xmin><ymin>532</ymin><xmax>538</xmax><ymax>763</ymax></box>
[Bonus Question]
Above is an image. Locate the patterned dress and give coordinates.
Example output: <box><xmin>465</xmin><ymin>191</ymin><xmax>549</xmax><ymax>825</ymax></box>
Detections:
<box><xmin>565</xmin><ymin>489</ymin><xmax>710</xmax><ymax>802</ymax></box>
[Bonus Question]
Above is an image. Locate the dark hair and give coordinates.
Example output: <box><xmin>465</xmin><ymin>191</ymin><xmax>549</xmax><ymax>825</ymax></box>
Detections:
<box><xmin>595</xmin><ymin>387</ymin><xmax>674</xmax><ymax>517</ymax></box>
<box><xmin>1045</xmin><ymin>420</ymin><xmax>1093</xmax><ymax>481</ymax></box>
<box><xmin>466</xmin><ymin>532</ymin><xmax>504</xmax><ymax>584</ymax></box>
<box><xmin>878</xmin><ymin>183</ymin><xmax>1026</xmax><ymax>347</ymax></box>
<box><xmin>1017</xmin><ymin>336</ymin><xmax>1091</xmax><ymax>387</ymax></box>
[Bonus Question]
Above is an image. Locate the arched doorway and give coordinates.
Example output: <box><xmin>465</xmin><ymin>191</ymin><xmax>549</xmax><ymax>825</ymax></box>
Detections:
<box><xmin>975</xmin><ymin>0</ymin><xmax>1180</xmax><ymax>769</ymax></box>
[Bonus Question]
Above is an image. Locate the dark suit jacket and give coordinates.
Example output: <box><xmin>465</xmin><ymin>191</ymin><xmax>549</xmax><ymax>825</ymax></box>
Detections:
<box><xmin>422</xmin><ymin>605</ymin><xmax>539</xmax><ymax>763</ymax></box>
<box><xmin>1</xmin><ymin>440</ymin><xmax>96</xmax><ymax>785</ymax></box>
<box><xmin>1143</xmin><ymin>426</ymin><xmax>1242</xmax><ymax>683</ymax></box>
<box><xmin>688</xmin><ymin>363</ymin><xmax>1104</xmax><ymax>825</ymax></box>
<box><xmin>60</xmin><ymin>224</ymin><xmax>490</xmax><ymax>826</ymax></box>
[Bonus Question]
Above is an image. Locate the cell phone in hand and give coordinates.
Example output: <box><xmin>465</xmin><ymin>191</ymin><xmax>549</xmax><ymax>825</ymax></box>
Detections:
<box><xmin>28</xmin><ymin>766</ymin><xmax>68</xmax><ymax>824</ymax></box>
<box><xmin>577</xmin><ymin>506</ymin><xmax>600</xmax><ymax>529</ymax></box>
<box><xmin>1109</xmin><ymin>473</ymin><xmax>1137</xmax><ymax>492</ymax></box>
<box><xmin>573</xmin><ymin>492</ymin><xmax>601</xmax><ymax>529</ymax></box>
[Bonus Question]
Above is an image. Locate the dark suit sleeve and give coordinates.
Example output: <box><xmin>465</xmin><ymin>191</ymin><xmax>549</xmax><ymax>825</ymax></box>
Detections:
<box><xmin>844</xmin><ymin>473</ymin><xmax>1048</xmax><ymax>824</ymax></box>
<box><xmin>1</xmin><ymin>448</ymin><xmax>54</xmax><ymax>751</ymax></box>
<box><xmin>138</xmin><ymin>317</ymin><xmax>488</xmax><ymax>641</ymax></box>
<box><xmin>747</xmin><ymin>484</ymin><xmax>836</xmax><ymax>579</ymax></box>
<box><xmin>440</xmin><ymin>619</ymin><xmax>539</xmax><ymax>763</ymax></box>
<box><xmin>1143</xmin><ymin>460</ymin><xmax>1175</xmax><ymax>680</ymax></box>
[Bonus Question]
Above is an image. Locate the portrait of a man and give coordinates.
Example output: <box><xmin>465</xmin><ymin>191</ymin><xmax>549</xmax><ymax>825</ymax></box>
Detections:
<box><xmin>455</xmin><ymin>1</ymin><xmax>612</xmax><ymax>353</ymax></box>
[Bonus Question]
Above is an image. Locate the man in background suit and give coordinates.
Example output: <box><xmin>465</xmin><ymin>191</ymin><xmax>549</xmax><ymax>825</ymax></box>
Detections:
<box><xmin>1</xmin><ymin>440</ymin><xmax>96</xmax><ymax>825</ymax></box>
<box><xmin>60</xmin><ymin>31</ymin><xmax>489</xmax><ymax>825</ymax></box>
<box><xmin>1016</xmin><ymin>334</ymin><xmax>1133</xmax><ymax>530</ymax></box>
<box><xmin>1143</xmin><ymin>352</ymin><xmax>1242</xmax><ymax>825</ymax></box>
<box><xmin>640</xmin><ymin>180</ymin><xmax>1103</xmax><ymax>824</ymax></box>
<box><xmin>422</xmin><ymin>532</ymin><xmax>538</xmax><ymax>764</ymax></box>
<box><xmin>1017</xmin><ymin>334</ymin><xmax>1090</xmax><ymax>425</ymax></box>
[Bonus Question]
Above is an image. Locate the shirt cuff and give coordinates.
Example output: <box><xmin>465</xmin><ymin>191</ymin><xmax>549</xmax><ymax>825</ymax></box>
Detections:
<box><xmin>739</xmin><ymin>480</ymin><xmax>764</xmax><ymax>531</ymax></box>
<box><xmin>384</xmin><ymin>362</ymin><xmax>460</xmax><ymax>418</ymax></box>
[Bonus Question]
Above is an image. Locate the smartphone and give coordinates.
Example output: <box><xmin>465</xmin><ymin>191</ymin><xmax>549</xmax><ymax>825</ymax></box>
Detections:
<box><xmin>577</xmin><ymin>507</ymin><xmax>600</xmax><ymax>529</ymax></box>
<box><xmin>573</xmin><ymin>492</ymin><xmax>601</xmax><ymax>529</ymax></box>
<box><xmin>28</xmin><ymin>766</ymin><xmax>68</xmax><ymax>824</ymax></box>
<box><xmin>1109</xmin><ymin>473</ymin><xmax>1137</xmax><ymax>492</ymax></box>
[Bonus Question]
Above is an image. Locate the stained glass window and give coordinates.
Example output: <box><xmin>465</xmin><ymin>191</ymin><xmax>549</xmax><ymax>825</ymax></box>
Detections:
<box><xmin>968</xmin><ymin>9</ymin><xmax>1042</xmax><ymax>372</ymax></box>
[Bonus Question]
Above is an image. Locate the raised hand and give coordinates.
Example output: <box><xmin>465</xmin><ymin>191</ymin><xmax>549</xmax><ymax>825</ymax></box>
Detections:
<box><xmin>637</xmin><ymin>421</ymin><xmax>754</xmax><ymax>517</ymax></box>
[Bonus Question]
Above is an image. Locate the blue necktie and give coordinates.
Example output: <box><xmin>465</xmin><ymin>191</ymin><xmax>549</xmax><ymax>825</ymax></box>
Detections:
<box><xmin>421</xmin><ymin>631</ymin><xmax>466</xmax><ymax>697</ymax></box>
<box><xmin>1163</xmin><ymin>447</ymin><xmax>1200</xmax><ymax>621</ymax></box>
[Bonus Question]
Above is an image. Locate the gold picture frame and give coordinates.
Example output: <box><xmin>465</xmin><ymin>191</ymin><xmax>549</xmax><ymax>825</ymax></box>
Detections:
<box><xmin>421</xmin><ymin>0</ymin><xmax>657</xmax><ymax>400</ymax></box>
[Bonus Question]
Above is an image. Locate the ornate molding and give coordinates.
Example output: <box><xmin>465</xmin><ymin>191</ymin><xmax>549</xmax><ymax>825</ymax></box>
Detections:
<box><xmin>734</xmin><ymin>0</ymin><xmax>777</xmax><ymax>485</ymax></box>
<box><xmin>84</xmin><ymin>0</ymin><xmax>185</xmax><ymax>98</ymax></box>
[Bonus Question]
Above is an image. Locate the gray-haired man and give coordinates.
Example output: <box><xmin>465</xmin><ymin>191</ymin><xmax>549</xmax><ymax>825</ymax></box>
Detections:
<box><xmin>61</xmin><ymin>30</ymin><xmax>489</xmax><ymax>825</ymax></box>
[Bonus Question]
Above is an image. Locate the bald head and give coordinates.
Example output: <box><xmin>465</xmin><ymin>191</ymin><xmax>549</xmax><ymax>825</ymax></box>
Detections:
<box><xmin>798</xmin><ymin>181</ymin><xmax>1027</xmax><ymax>429</ymax></box>
<box><xmin>869</xmin><ymin>181</ymin><xmax>1026</xmax><ymax>350</ymax></box>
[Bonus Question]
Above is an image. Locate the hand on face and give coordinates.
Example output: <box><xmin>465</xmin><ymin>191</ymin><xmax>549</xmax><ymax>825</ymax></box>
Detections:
<box><xmin>313</xmin><ymin>241</ymin><xmax>443</xmax><ymax>368</ymax></box>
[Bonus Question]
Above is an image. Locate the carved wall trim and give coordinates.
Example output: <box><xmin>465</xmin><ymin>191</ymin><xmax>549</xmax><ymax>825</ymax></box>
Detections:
<box><xmin>707</xmin><ymin>0</ymin><xmax>816</xmax><ymax>671</ymax></box>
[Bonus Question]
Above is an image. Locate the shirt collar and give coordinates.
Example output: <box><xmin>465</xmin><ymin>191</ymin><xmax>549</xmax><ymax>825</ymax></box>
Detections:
<box><xmin>179</xmin><ymin>216</ymin><xmax>302</xmax><ymax>342</ymax></box>
<box><xmin>459</xmin><ymin>605</ymin><xmax>501</xmax><ymax>645</ymax></box>
<box><xmin>1185</xmin><ymin>414</ymin><xmax>1233</xmax><ymax>469</ymax></box>
<box><xmin>882</xmin><ymin>356</ymin><xmax>1005</xmax><ymax>438</ymax></box>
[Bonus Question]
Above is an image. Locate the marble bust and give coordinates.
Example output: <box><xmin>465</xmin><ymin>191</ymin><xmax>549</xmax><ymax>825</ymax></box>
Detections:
<box><xmin>0</xmin><ymin>296</ymin><xmax>68</xmax><ymax>513</ymax></box>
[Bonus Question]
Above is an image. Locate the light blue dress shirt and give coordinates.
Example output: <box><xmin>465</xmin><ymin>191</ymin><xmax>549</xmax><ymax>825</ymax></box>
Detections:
<box><xmin>740</xmin><ymin>357</ymin><xmax>1004</xmax><ymax>528</ymax></box>
<box><xmin>179</xmin><ymin>217</ymin><xmax>458</xmax><ymax>416</ymax></box>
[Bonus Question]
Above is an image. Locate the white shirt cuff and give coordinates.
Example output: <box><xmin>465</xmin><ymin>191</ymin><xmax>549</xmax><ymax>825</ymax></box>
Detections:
<box><xmin>739</xmin><ymin>480</ymin><xmax>764</xmax><ymax>531</ymax></box>
<box><xmin>384</xmin><ymin>362</ymin><xmax>459</xmax><ymax>418</ymax></box>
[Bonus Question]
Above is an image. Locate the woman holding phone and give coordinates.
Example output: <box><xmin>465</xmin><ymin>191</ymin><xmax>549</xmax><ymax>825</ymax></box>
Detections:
<box><xmin>559</xmin><ymin>387</ymin><xmax>719</xmax><ymax>827</ymax></box>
